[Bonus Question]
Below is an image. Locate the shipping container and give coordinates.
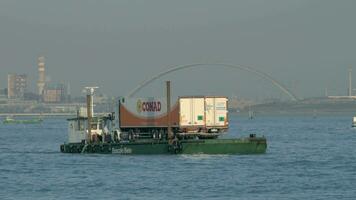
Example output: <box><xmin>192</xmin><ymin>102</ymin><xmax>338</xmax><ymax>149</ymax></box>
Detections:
<box><xmin>119</xmin><ymin>97</ymin><xmax>179</xmax><ymax>129</ymax></box>
<box><xmin>179</xmin><ymin>97</ymin><xmax>205</xmax><ymax>128</ymax></box>
<box><xmin>205</xmin><ymin>97</ymin><xmax>228</xmax><ymax>132</ymax></box>
<box><xmin>118</xmin><ymin>96</ymin><xmax>228</xmax><ymax>134</ymax></box>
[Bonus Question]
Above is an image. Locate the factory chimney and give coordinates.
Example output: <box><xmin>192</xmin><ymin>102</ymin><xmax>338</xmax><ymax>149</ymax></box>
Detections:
<box><xmin>37</xmin><ymin>56</ymin><xmax>46</xmax><ymax>97</ymax></box>
<box><xmin>349</xmin><ymin>67</ymin><xmax>352</xmax><ymax>97</ymax></box>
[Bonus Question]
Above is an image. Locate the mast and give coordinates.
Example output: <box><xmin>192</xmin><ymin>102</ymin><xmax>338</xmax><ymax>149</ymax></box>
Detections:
<box><xmin>166</xmin><ymin>81</ymin><xmax>173</xmax><ymax>139</ymax></box>
<box><xmin>85</xmin><ymin>87</ymin><xmax>98</xmax><ymax>143</ymax></box>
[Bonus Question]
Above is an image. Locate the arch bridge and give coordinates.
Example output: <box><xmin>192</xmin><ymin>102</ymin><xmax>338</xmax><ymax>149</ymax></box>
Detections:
<box><xmin>127</xmin><ymin>63</ymin><xmax>298</xmax><ymax>101</ymax></box>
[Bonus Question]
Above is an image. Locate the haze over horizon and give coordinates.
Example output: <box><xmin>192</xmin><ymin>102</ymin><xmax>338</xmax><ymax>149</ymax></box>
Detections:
<box><xmin>0</xmin><ymin>0</ymin><xmax>355</xmax><ymax>100</ymax></box>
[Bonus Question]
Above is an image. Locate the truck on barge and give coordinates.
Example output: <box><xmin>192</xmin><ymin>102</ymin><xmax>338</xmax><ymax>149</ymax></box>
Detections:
<box><xmin>60</xmin><ymin>83</ymin><xmax>266</xmax><ymax>154</ymax></box>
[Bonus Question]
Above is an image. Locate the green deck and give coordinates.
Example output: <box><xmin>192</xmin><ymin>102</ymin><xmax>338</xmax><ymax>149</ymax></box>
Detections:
<box><xmin>60</xmin><ymin>137</ymin><xmax>267</xmax><ymax>155</ymax></box>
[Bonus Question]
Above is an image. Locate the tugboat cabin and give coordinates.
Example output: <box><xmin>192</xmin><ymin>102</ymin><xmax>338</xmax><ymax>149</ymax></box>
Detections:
<box><xmin>67</xmin><ymin>115</ymin><xmax>114</xmax><ymax>144</ymax></box>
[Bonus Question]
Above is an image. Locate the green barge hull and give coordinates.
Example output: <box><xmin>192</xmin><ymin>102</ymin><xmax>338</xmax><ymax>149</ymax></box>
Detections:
<box><xmin>3</xmin><ymin>119</ymin><xmax>43</xmax><ymax>124</ymax></box>
<box><xmin>60</xmin><ymin>136</ymin><xmax>267</xmax><ymax>155</ymax></box>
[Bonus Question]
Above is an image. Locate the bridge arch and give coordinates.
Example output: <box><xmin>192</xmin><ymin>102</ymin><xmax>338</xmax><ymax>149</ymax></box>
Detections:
<box><xmin>127</xmin><ymin>63</ymin><xmax>298</xmax><ymax>101</ymax></box>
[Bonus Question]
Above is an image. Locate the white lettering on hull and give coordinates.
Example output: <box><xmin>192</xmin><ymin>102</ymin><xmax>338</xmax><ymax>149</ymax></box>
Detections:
<box><xmin>112</xmin><ymin>147</ymin><xmax>133</xmax><ymax>154</ymax></box>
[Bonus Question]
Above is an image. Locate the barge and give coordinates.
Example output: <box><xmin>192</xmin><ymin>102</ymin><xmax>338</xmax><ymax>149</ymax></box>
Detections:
<box><xmin>3</xmin><ymin>116</ymin><xmax>43</xmax><ymax>124</ymax></box>
<box><xmin>60</xmin><ymin>136</ymin><xmax>266</xmax><ymax>154</ymax></box>
<box><xmin>60</xmin><ymin>83</ymin><xmax>267</xmax><ymax>154</ymax></box>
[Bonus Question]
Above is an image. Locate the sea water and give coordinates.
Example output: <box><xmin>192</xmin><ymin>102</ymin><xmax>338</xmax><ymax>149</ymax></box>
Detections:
<box><xmin>0</xmin><ymin>114</ymin><xmax>356</xmax><ymax>200</ymax></box>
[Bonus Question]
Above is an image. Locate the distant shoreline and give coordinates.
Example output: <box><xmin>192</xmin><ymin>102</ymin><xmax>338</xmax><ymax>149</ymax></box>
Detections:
<box><xmin>0</xmin><ymin>113</ymin><xmax>76</xmax><ymax>117</ymax></box>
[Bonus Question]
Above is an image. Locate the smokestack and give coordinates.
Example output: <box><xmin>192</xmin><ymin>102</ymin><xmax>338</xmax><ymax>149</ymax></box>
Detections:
<box><xmin>37</xmin><ymin>56</ymin><xmax>46</xmax><ymax>96</ymax></box>
<box><xmin>349</xmin><ymin>67</ymin><xmax>352</xmax><ymax>96</ymax></box>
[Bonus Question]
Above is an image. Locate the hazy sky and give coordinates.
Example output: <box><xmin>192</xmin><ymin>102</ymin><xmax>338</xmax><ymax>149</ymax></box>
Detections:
<box><xmin>0</xmin><ymin>0</ymin><xmax>355</xmax><ymax>100</ymax></box>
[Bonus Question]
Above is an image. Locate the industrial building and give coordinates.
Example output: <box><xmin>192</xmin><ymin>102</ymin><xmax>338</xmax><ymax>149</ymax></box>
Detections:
<box><xmin>42</xmin><ymin>83</ymin><xmax>70</xmax><ymax>103</ymax></box>
<box><xmin>35</xmin><ymin>56</ymin><xmax>70</xmax><ymax>103</ymax></box>
<box><xmin>7</xmin><ymin>74</ymin><xmax>27</xmax><ymax>99</ymax></box>
<box><xmin>0</xmin><ymin>88</ymin><xmax>7</xmax><ymax>103</ymax></box>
